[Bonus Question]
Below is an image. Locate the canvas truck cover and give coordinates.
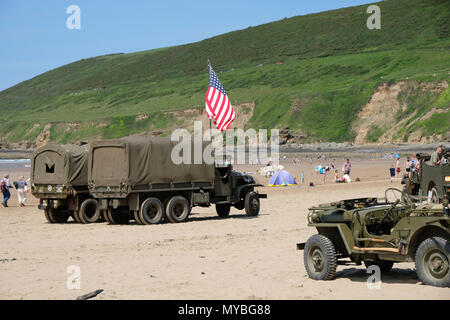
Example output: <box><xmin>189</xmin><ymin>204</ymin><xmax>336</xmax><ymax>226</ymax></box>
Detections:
<box><xmin>88</xmin><ymin>136</ymin><xmax>215</xmax><ymax>187</ymax></box>
<box><xmin>31</xmin><ymin>144</ymin><xmax>89</xmax><ymax>186</ymax></box>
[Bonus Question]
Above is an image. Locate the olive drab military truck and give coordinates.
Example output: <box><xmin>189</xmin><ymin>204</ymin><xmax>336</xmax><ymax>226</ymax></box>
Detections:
<box><xmin>402</xmin><ymin>152</ymin><xmax>450</xmax><ymax>203</ymax></box>
<box><xmin>31</xmin><ymin>144</ymin><xmax>100</xmax><ymax>224</ymax></box>
<box><xmin>88</xmin><ymin>136</ymin><xmax>266</xmax><ymax>225</ymax></box>
<box><xmin>297</xmin><ymin>188</ymin><xmax>450</xmax><ymax>287</ymax></box>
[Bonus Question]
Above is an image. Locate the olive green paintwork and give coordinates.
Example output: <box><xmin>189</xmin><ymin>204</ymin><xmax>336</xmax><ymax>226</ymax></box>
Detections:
<box><xmin>301</xmin><ymin>192</ymin><xmax>449</xmax><ymax>264</ymax></box>
<box><xmin>403</xmin><ymin>152</ymin><xmax>450</xmax><ymax>202</ymax></box>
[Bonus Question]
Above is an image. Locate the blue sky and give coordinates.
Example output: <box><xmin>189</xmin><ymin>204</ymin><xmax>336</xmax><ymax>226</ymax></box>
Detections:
<box><xmin>0</xmin><ymin>0</ymin><xmax>374</xmax><ymax>91</ymax></box>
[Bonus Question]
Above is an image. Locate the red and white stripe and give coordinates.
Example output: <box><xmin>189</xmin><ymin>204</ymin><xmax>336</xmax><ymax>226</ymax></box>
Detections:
<box><xmin>205</xmin><ymin>87</ymin><xmax>235</xmax><ymax>132</ymax></box>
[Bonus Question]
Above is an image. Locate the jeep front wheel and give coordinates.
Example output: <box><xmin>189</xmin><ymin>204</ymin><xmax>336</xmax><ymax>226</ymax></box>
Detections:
<box><xmin>304</xmin><ymin>234</ymin><xmax>337</xmax><ymax>280</ymax></box>
<box><xmin>415</xmin><ymin>237</ymin><xmax>450</xmax><ymax>287</ymax></box>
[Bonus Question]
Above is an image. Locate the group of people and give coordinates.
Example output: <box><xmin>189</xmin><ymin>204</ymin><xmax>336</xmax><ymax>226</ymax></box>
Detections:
<box><xmin>315</xmin><ymin>158</ymin><xmax>352</xmax><ymax>184</ymax></box>
<box><xmin>1</xmin><ymin>174</ymin><xmax>29</xmax><ymax>207</ymax></box>
<box><xmin>389</xmin><ymin>145</ymin><xmax>447</xmax><ymax>182</ymax></box>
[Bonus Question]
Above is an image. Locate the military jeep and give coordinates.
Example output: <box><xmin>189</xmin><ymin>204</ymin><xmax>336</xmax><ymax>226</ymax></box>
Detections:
<box><xmin>297</xmin><ymin>188</ymin><xmax>450</xmax><ymax>287</ymax></box>
<box><xmin>403</xmin><ymin>152</ymin><xmax>450</xmax><ymax>203</ymax></box>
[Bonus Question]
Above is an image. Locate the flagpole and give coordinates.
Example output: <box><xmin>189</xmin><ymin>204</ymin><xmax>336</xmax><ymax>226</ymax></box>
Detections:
<box><xmin>207</xmin><ymin>58</ymin><xmax>212</xmax><ymax>141</ymax></box>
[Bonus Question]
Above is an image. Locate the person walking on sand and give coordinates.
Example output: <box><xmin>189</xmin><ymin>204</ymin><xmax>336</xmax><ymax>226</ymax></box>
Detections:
<box><xmin>396</xmin><ymin>157</ymin><xmax>401</xmax><ymax>177</ymax></box>
<box><xmin>390</xmin><ymin>165</ymin><xmax>396</xmax><ymax>183</ymax></box>
<box><xmin>16</xmin><ymin>176</ymin><xmax>28</xmax><ymax>207</ymax></box>
<box><xmin>342</xmin><ymin>159</ymin><xmax>351</xmax><ymax>176</ymax></box>
<box><xmin>1</xmin><ymin>174</ymin><xmax>12</xmax><ymax>207</ymax></box>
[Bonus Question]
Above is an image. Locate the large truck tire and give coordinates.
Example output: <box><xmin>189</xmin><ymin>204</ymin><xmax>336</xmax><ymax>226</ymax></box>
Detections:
<box><xmin>139</xmin><ymin>197</ymin><xmax>164</xmax><ymax>225</ymax></box>
<box><xmin>78</xmin><ymin>199</ymin><xmax>101</xmax><ymax>224</ymax></box>
<box><xmin>165</xmin><ymin>196</ymin><xmax>190</xmax><ymax>223</ymax></box>
<box><xmin>47</xmin><ymin>207</ymin><xmax>70</xmax><ymax>223</ymax></box>
<box><xmin>133</xmin><ymin>210</ymin><xmax>144</xmax><ymax>225</ymax></box>
<box><xmin>44</xmin><ymin>207</ymin><xmax>55</xmax><ymax>223</ymax></box>
<box><xmin>106</xmin><ymin>207</ymin><xmax>130</xmax><ymax>225</ymax></box>
<box><xmin>72</xmin><ymin>209</ymin><xmax>83</xmax><ymax>223</ymax></box>
<box><xmin>245</xmin><ymin>191</ymin><xmax>260</xmax><ymax>216</ymax></box>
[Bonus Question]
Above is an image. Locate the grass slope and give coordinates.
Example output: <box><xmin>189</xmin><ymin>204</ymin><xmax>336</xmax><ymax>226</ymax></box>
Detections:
<box><xmin>0</xmin><ymin>0</ymin><xmax>449</xmax><ymax>144</ymax></box>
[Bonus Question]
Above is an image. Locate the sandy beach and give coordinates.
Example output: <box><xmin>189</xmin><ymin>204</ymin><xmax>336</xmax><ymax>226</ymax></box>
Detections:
<box><xmin>1</xmin><ymin>156</ymin><xmax>449</xmax><ymax>300</ymax></box>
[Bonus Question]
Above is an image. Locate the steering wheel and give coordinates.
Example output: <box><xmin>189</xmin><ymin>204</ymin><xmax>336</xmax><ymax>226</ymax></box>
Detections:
<box><xmin>384</xmin><ymin>187</ymin><xmax>414</xmax><ymax>207</ymax></box>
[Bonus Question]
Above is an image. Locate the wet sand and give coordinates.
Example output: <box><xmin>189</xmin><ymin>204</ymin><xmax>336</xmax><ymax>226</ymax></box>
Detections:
<box><xmin>0</xmin><ymin>158</ymin><xmax>449</xmax><ymax>300</ymax></box>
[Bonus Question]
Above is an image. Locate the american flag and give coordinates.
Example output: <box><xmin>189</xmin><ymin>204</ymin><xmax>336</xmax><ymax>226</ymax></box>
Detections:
<box><xmin>205</xmin><ymin>64</ymin><xmax>236</xmax><ymax>132</ymax></box>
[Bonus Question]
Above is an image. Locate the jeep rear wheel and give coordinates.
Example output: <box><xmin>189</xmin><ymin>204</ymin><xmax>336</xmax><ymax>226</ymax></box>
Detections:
<box><xmin>216</xmin><ymin>204</ymin><xmax>231</xmax><ymax>217</ymax></box>
<box><xmin>364</xmin><ymin>260</ymin><xmax>394</xmax><ymax>273</ymax></box>
<box><xmin>415</xmin><ymin>237</ymin><xmax>450</xmax><ymax>287</ymax></box>
<box><xmin>304</xmin><ymin>234</ymin><xmax>337</xmax><ymax>280</ymax></box>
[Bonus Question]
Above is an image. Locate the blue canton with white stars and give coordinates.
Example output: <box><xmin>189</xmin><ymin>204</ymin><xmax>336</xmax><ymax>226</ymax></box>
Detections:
<box><xmin>209</xmin><ymin>65</ymin><xmax>226</xmax><ymax>95</ymax></box>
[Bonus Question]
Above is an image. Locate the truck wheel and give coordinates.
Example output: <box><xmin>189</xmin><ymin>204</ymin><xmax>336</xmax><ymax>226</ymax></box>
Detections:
<box><xmin>304</xmin><ymin>234</ymin><xmax>337</xmax><ymax>280</ymax></box>
<box><xmin>44</xmin><ymin>208</ymin><xmax>55</xmax><ymax>223</ymax></box>
<box><xmin>216</xmin><ymin>204</ymin><xmax>231</xmax><ymax>217</ymax></box>
<box><xmin>245</xmin><ymin>192</ymin><xmax>260</xmax><ymax>216</ymax></box>
<box><xmin>78</xmin><ymin>199</ymin><xmax>101</xmax><ymax>224</ymax></box>
<box><xmin>140</xmin><ymin>198</ymin><xmax>164</xmax><ymax>225</ymax></box>
<box><xmin>165</xmin><ymin>196</ymin><xmax>190</xmax><ymax>223</ymax></box>
<box><xmin>364</xmin><ymin>260</ymin><xmax>394</xmax><ymax>273</ymax></box>
<box><xmin>48</xmin><ymin>208</ymin><xmax>70</xmax><ymax>223</ymax></box>
<box><xmin>133</xmin><ymin>210</ymin><xmax>144</xmax><ymax>225</ymax></box>
<box><xmin>106</xmin><ymin>207</ymin><xmax>130</xmax><ymax>225</ymax></box>
<box><xmin>72</xmin><ymin>209</ymin><xmax>83</xmax><ymax>223</ymax></box>
<box><xmin>415</xmin><ymin>237</ymin><xmax>450</xmax><ymax>287</ymax></box>
<box><xmin>101</xmin><ymin>210</ymin><xmax>111</xmax><ymax>224</ymax></box>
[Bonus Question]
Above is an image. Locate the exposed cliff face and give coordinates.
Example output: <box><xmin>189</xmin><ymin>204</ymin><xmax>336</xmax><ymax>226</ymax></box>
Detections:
<box><xmin>353</xmin><ymin>81</ymin><xmax>449</xmax><ymax>144</ymax></box>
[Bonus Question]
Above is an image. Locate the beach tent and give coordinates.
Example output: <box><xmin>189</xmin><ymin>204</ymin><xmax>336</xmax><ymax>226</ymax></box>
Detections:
<box><xmin>268</xmin><ymin>170</ymin><xmax>297</xmax><ymax>187</ymax></box>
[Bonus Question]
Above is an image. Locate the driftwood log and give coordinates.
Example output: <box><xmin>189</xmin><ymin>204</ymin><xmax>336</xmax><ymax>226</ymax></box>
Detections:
<box><xmin>75</xmin><ymin>289</ymin><xmax>104</xmax><ymax>300</ymax></box>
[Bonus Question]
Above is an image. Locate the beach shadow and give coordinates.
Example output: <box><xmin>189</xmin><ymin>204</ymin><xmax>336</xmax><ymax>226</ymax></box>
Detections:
<box><xmin>335</xmin><ymin>267</ymin><xmax>420</xmax><ymax>285</ymax></box>
<box><xmin>188</xmin><ymin>213</ymin><xmax>263</xmax><ymax>223</ymax></box>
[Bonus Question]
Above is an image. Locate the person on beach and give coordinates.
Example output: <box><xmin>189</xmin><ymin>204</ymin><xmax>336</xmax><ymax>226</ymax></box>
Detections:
<box><xmin>16</xmin><ymin>176</ymin><xmax>28</xmax><ymax>207</ymax></box>
<box><xmin>301</xmin><ymin>171</ymin><xmax>305</xmax><ymax>184</ymax></box>
<box><xmin>430</xmin><ymin>145</ymin><xmax>445</xmax><ymax>166</ymax></box>
<box><xmin>396</xmin><ymin>158</ymin><xmax>401</xmax><ymax>177</ymax></box>
<box><xmin>1</xmin><ymin>174</ymin><xmax>12</xmax><ymax>207</ymax></box>
<box><xmin>342</xmin><ymin>159</ymin><xmax>351</xmax><ymax>176</ymax></box>
<box><xmin>390</xmin><ymin>165</ymin><xmax>396</xmax><ymax>183</ymax></box>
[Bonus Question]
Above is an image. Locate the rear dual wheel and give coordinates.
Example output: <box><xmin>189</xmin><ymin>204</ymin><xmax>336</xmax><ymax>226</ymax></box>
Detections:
<box><xmin>165</xmin><ymin>196</ymin><xmax>190</xmax><ymax>223</ymax></box>
<box><xmin>77</xmin><ymin>199</ymin><xmax>101</xmax><ymax>224</ymax></box>
<box><xmin>105</xmin><ymin>207</ymin><xmax>130</xmax><ymax>225</ymax></box>
<box><xmin>44</xmin><ymin>207</ymin><xmax>70</xmax><ymax>223</ymax></box>
<box><xmin>138</xmin><ymin>198</ymin><xmax>164</xmax><ymax>225</ymax></box>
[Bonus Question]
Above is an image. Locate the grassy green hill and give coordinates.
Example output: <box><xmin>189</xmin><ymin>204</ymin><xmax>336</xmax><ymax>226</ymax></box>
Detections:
<box><xmin>0</xmin><ymin>0</ymin><xmax>449</xmax><ymax>145</ymax></box>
